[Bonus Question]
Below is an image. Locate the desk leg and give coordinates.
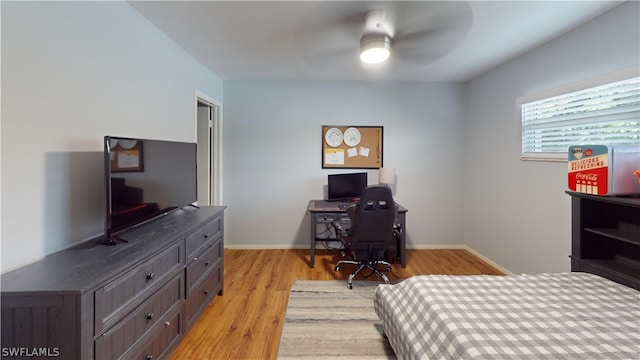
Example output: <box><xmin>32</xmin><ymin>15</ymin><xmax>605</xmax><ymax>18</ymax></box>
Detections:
<box><xmin>309</xmin><ymin>214</ymin><xmax>316</xmax><ymax>268</ymax></box>
<box><xmin>399</xmin><ymin>213</ymin><xmax>406</xmax><ymax>268</ymax></box>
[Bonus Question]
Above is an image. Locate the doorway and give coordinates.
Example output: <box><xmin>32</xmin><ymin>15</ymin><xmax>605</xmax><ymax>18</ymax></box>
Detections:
<box><xmin>196</xmin><ymin>92</ymin><xmax>222</xmax><ymax>206</ymax></box>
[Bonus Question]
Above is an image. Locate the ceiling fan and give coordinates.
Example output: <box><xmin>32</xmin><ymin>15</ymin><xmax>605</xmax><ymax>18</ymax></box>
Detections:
<box><xmin>293</xmin><ymin>1</ymin><xmax>473</xmax><ymax>73</ymax></box>
<box><xmin>359</xmin><ymin>10</ymin><xmax>393</xmax><ymax>64</ymax></box>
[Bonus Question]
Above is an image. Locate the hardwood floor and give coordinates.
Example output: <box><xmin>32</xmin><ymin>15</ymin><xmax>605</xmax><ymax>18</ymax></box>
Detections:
<box><xmin>170</xmin><ymin>249</ymin><xmax>504</xmax><ymax>360</ymax></box>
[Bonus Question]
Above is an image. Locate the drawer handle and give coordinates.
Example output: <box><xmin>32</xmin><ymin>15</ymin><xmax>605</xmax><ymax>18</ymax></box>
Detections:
<box><xmin>204</xmin><ymin>260</ymin><xmax>210</xmax><ymax>266</ymax></box>
<box><xmin>146</xmin><ymin>313</ymin><xmax>154</xmax><ymax>320</ymax></box>
<box><xmin>165</xmin><ymin>321</ymin><xmax>171</xmax><ymax>327</ymax></box>
<box><xmin>145</xmin><ymin>356</ymin><xmax>153</xmax><ymax>360</ymax></box>
<box><xmin>203</xmin><ymin>289</ymin><xmax>209</xmax><ymax>295</ymax></box>
<box><xmin>193</xmin><ymin>257</ymin><xmax>198</xmax><ymax>262</ymax></box>
<box><xmin>204</xmin><ymin>233</ymin><xmax>210</xmax><ymax>238</ymax></box>
<box><xmin>146</xmin><ymin>272</ymin><xmax>154</xmax><ymax>280</ymax></box>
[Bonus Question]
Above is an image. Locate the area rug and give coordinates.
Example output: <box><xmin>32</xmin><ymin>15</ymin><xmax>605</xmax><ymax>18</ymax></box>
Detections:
<box><xmin>277</xmin><ymin>280</ymin><xmax>397</xmax><ymax>359</ymax></box>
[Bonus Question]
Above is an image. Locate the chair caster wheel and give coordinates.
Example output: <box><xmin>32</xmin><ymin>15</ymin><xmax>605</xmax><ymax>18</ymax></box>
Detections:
<box><xmin>335</xmin><ymin>266</ymin><xmax>340</xmax><ymax>271</ymax></box>
<box><xmin>385</xmin><ymin>267</ymin><xmax>392</xmax><ymax>272</ymax></box>
<box><xmin>347</xmin><ymin>283</ymin><xmax>353</xmax><ymax>289</ymax></box>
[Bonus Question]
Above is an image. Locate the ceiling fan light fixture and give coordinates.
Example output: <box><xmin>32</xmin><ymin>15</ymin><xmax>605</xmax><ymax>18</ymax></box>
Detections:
<box><xmin>360</xmin><ymin>33</ymin><xmax>391</xmax><ymax>64</ymax></box>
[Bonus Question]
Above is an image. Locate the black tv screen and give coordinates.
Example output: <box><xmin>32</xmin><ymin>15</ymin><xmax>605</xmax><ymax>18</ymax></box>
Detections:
<box><xmin>104</xmin><ymin>136</ymin><xmax>197</xmax><ymax>240</ymax></box>
<box><xmin>328</xmin><ymin>172</ymin><xmax>367</xmax><ymax>201</ymax></box>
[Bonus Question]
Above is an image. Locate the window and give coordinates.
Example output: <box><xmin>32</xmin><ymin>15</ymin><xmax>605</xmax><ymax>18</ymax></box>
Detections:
<box><xmin>520</xmin><ymin>76</ymin><xmax>639</xmax><ymax>161</ymax></box>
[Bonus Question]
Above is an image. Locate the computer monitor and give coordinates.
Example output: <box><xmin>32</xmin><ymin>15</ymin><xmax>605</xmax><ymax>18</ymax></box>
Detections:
<box><xmin>327</xmin><ymin>172</ymin><xmax>367</xmax><ymax>201</ymax></box>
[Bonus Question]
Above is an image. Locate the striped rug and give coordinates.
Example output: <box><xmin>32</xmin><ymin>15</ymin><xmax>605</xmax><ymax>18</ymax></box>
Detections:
<box><xmin>277</xmin><ymin>280</ymin><xmax>397</xmax><ymax>359</ymax></box>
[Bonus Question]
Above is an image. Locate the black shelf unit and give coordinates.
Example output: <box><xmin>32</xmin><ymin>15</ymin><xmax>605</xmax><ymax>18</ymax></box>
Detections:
<box><xmin>567</xmin><ymin>191</ymin><xmax>640</xmax><ymax>290</ymax></box>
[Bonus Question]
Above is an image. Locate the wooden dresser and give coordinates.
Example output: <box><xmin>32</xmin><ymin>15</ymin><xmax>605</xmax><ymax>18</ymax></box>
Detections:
<box><xmin>1</xmin><ymin>206</ymin><xmax>226</xmax><ymax>359</ymax></box>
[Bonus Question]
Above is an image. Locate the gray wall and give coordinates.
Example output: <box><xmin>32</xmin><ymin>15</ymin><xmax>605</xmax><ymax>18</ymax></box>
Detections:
<box><xmin>222</xmin><ymin>81</ymin><xmax>465</xmax><ymax>250</ymax></box>
<box><xmin>1</xmin><ymin>2</ymin><xmax>223</xmax><ymax>271</ymax></box>
<box><xmin>463</xmin><ymin>1</ymin><xmax>640</xmax><ymax>273</ymax></box>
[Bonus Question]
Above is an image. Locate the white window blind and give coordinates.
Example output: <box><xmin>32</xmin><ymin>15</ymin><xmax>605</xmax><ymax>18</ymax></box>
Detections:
<box><xmin>521</xmin><ymin>76</ymin><xmax>640</xmax><ymax>161</ymax></box>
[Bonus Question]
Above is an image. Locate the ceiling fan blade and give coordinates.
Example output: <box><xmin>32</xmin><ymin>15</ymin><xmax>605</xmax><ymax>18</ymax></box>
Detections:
<box><xmin>294</xmin><ymin>27</ymin><xmax>359</xmax><ymax>70</ymax></box>
<box><xmin>390</xmin><ymin>1</ymin><xmax>473</xmax><ymax>34</ymax></box>
<box><xmin>292</xmin><ymin>2</ymin><xmax>373</xmax><ymax>71</ymax></box>
<box><xmin>312</xmin><ymin>48</ymin><xmax>357</xmax><ymax>69</ymax></box>
<box><xmin>390</xmin><ymin>2</ymin><xmax>473</xmax><ymax>65</ymax></box>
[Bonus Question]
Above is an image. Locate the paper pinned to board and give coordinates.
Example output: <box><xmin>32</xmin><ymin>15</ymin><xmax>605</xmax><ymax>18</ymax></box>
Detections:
<box><xmin>325</xmin><ymin>148</ymin><xmax>345</xmax><ymax>165</ymax></box>
<box><xmin>359</xmin><ymin>147</ymin><xmax>370</xmax><ymax>157</ymax></box>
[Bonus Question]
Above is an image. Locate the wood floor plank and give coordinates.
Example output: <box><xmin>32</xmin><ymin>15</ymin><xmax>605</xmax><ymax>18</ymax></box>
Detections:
<box><xmin>170</xmin><ymin>249</ymin><xmax>504</xmax><ymax>359</ymax></box>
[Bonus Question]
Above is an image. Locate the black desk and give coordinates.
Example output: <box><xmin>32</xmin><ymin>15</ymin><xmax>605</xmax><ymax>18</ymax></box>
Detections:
<box><xmin>307</xmin><ymin>199</ymin><xmax>408</xmax><ymax>268</ymax></box>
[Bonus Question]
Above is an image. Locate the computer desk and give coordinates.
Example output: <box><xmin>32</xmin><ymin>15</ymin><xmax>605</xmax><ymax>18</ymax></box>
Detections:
<box><xmin>307</xmin><ymin>199</ymin><xmax>408</xmax><ymax>268</ymax></box>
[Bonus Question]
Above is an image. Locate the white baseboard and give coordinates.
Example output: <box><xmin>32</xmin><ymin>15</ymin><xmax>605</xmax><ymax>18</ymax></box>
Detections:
<box><xmin>405</xmin><ymin>244</ymin><xmax>467</xmax><ymax>249</ymax></box>
<box><xmin>460</xmin><ymin>246</ymin><xmax>513</xmax><ymax>275</ymax></box>
<box><xmin>224</xmin><ymin>244</ymin><xmax>512</xmax><ymax>274</ymax></box>
<box><xmin>225</xmin><ymin>244</ymin><xmax>309</xmax><ymax>250</ymax></box>
<box><xmin>403</xmin><ymin>244</ymin><xmax>512</xmax><ymax>274</ymax></box>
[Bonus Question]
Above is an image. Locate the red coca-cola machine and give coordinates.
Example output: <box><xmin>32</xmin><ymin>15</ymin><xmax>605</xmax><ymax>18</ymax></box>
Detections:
<box><xmin>568</xmin><ymin>145</ymin><xmax>640</xmax><ymax>196</ymax></box>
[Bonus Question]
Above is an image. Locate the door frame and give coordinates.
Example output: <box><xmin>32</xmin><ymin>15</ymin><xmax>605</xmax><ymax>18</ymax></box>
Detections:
<box><xmin>195</xmin><ymin>90</ymin><xmax>223</xmax><ymax>206</ymax></box>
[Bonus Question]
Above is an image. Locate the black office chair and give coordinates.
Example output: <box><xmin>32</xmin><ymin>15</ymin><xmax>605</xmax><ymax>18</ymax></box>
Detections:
<box><xmin>332</xmin><ymin>184</ymin><xmax>398</xmax><ymax>289</ymax></box>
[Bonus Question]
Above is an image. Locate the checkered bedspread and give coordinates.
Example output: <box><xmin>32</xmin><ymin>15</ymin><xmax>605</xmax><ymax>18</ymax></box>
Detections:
<box><xmin>374</xmin><ymin>272</ymin><xmax>640</xmax><ymax>359</ymax></box>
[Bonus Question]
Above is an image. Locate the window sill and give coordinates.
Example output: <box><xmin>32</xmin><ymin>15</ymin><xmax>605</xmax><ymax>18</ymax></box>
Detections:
<box><xmin>520</xmin><ymin>153</ymin><xmax>567</xmax><ymax>162</ymax></box>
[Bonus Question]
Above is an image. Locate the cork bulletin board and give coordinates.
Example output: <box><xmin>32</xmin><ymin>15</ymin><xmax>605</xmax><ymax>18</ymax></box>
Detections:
<box><xmin>322</xmin><ymin>125</ymin><xmax>383</xmax><ymax>169</ymax></box>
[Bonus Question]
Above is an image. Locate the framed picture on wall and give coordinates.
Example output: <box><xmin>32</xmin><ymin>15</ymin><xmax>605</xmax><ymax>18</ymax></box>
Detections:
<box><xmin>322</xmin><ymin>125</ymin><xmax>383</xmax><ymax>169</ymax></box>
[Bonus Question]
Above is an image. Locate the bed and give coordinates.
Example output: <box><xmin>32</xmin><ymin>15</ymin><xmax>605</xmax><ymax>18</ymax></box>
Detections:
<box><xmin>374</xmin><ymin>272</ymin><xmax>640</xmax><ymax>359</ymax></box>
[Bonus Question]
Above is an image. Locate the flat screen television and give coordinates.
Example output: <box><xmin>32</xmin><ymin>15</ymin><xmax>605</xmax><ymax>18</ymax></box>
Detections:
<box><xmin>104</xmin><ymin>136</ymin><xmax>197</xmax><ymax>243</ymax></box>
<box><xmin>327</xmin><ymin>172</ymin><xmax>367</xmax><ymax>201</ymax></box>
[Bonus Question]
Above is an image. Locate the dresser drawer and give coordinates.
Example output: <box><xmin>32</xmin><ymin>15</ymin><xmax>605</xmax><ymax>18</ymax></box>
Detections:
<box><xmin>95</xmin><ymin>242</ymin><xmax>184</xmax><ymax>335</ymax></box>
<box><xmin>118</xmin><ymin>306</ymin><xmax>182</xmax><ymax>360</ymax></box>
<box><xmin>186</xmin><ymin>263</ymin><xmax>222</xmax><ymax>326</ymax></box>
<box><xmin>186</xmin><ymin>238</ymin><xmax>222</xmax><ymax>291</ymax></box>
<box><xmin>95</xmin><ymin>274</ymin><xmax>181</xmax><ymax>359</ymax></box>
<box><xmin>186</xmin><ymin>215</ymin><xmax>223</xmax><ymax>259</ymax></box>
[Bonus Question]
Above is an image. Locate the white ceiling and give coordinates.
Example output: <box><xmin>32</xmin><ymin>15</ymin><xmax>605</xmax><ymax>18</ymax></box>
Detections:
<box><xmin>129</xmin><ymin>1</ymin><xmax>622</xmax><ymax>82</ymax></box>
